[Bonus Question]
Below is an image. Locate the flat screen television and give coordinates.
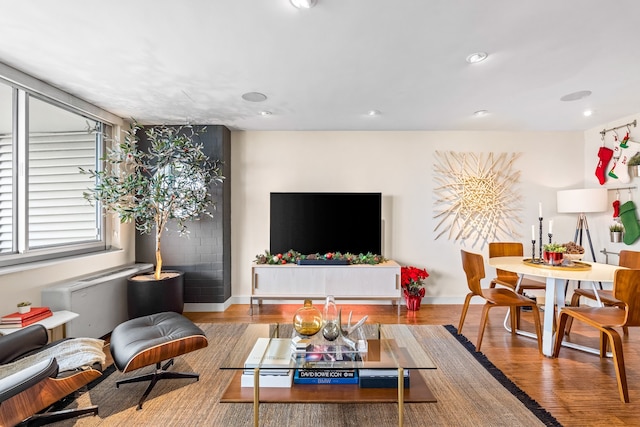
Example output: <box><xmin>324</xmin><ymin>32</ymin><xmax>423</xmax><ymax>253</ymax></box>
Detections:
<box><xmin>270</xmin><ymin>192</ymin><xmax>382</xmax><ymax>255</ymax></box>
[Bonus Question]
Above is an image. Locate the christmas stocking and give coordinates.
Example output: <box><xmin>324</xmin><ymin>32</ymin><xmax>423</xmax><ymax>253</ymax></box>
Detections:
<box><xmin>608</xmin><ymin>138</ymin><xmax>640</xmax><ymax>184</ymax></box>
<box><xmin>619</xmin><ymin>200</ymin><xmax>640</xmax><ymax>245</ymax></box>
<box><xmin>613</xmin><ymin>200</ymin><xmax>620</xmax><ymax>218</ymax></box>
<box><xmin>595</xmin><ymin>146</ymin><xmax>614</xmax><ymax>185</ymax></box>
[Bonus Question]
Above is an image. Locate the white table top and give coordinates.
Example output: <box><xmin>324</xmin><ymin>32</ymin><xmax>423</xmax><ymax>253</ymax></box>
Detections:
<box><xmin>0</xmin><ymin>310</ymin><xmax>78</xmax><ymax>335</ymax></box>
<box><xmin>488</xmin><ymin>256</ymin><xmax>623</xmax><ymax>283</ymax></box>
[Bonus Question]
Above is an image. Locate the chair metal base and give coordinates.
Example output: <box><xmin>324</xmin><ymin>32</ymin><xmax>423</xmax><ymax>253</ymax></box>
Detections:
<box><xmin>116</xmin><ymin>358</ymin><xmax>200</xmax><ymax>410</ymax></box>
<box><xmin>17</xmin><ymin>405</ymin><xmax>99</xmax><ymax>426</ymax></box>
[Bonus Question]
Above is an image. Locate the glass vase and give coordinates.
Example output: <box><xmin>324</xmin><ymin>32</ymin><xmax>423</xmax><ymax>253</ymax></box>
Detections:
<box><xmin>322</xmin><ymin>295</ymin><xmax>340</xmax><ymax>341</ymax></box>
<box><xmin>293</xmin><ymin>299</ymin><xmax>323</xmax><ymax>336</ymax></box>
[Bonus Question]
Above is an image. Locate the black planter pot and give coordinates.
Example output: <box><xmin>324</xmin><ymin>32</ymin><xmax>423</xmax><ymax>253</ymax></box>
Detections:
<box><xmin>127</xmin><ymin>270</ymin><xmax>184</xmax><ymax>319</ymax></box>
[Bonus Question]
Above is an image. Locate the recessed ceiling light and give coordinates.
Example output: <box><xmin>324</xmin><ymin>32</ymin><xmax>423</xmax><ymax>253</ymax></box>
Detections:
<box><xmin>260</xmin><ymin>111</ymin><xmax>272</xmax><ymax>116</ymax></box>
<box><xmin>290</xmin><ymin>0</ymin><xmax>317</xmax><ymax>9</ymax></box>
<box><xmin>466</xmin><ymin>52</ymin><xmax>488</xmax><ymax>64</ymax></box>
<box><xmin>241</xmin><ymin>92</ymin><xmax>267</xmax><ymax>102</ymax></box>
<box><xmin>367</xmin><ymin>110</ymin><xmax>381</xmax><ymax>116</ymax></box>
<box><xmin>560</xmin><ymin>90</ymin><xmax>592</xmax><ymax>102</ymax></box>
<box><xmin>474</xmin><ymin>110</ymin><xmax>489</xmax><ymax>117</ymax></box>
<box><xmin>583</xmin><ymin>109</ymin><xmax>594</xmax><ymax>117</ymax></box>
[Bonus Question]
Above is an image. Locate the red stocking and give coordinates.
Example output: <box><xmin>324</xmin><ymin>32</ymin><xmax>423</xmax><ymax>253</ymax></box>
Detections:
<box><xmin>613</xmin><ymin>200</ymin><xmax>620</xmax><ymax>218</ymax></box>
<box><xmin>595</xmin><ymin>146</ymin><xmax>614</xmax><ymax>185</ymax></box>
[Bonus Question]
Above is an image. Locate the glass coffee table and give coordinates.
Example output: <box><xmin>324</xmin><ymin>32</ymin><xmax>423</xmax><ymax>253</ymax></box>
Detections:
<box><xmin>220</xmin><ymin>323</ymin><xmax>437</xmax><ymax>427</ymax></box>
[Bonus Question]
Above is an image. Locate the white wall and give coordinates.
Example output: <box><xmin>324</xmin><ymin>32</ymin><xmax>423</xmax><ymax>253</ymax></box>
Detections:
<box><xmin>582</xmin><ymin>113</ymin><xmax>640</xmax><ymax>265</ymax></box>
<box><xmin>231</xmin><ymin>130</ymin><xmax>584</xmax><ymax>304</ymax></box>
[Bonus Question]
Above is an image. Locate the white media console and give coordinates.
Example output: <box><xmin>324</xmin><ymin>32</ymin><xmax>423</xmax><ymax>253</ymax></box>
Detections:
<box><xmin>250</xmin><ymin>260</ymin><xmax>401</xmax><ymax>315</ymax></box>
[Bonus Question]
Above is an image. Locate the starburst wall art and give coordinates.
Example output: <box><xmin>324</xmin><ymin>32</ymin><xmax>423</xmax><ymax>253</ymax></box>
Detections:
<box><xmin>432</xmin><ymin>151</ymin><xmax>522</xmax><ymax>248</ymax></box>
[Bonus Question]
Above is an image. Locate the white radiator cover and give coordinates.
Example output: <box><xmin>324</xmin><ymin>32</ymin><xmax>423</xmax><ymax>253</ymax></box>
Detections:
<box><xmin>41</xmin><ymin>263</ymin><xmax>153</xmax><ymax>338</ymax></box>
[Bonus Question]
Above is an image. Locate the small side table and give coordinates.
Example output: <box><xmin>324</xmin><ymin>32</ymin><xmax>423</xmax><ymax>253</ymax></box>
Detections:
<box><xmin>0</xmin><ymin>310</ymin><xmax>79</xmax><ymax>342</ymax></box>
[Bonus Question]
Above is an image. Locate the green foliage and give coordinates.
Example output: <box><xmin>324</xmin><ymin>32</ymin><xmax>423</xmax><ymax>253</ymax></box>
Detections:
<box><xmin>80</xmin><ymin>121</ymin><xmax>224</xmax><ymax>278</ymax></box>
<box><xmin>610</xmin><ymin>223</ymin><xmax>624</xmax><ymax>232</ymax></box>
<box><xmin>17</xmin><ymin>301</ymin><xmax>31</xmax><ymax>307</ymax></box>
<box><xmin>254</xmin><ymin>250</ymin><xmax>387</xmax><ymax>265</ymax></box>
<box><xmin>543</xmin><ymin>242</ymin><xmax>567</xmax><ymax>253</ymax></box>
<box><xmin>628</xmin><ymin>153</ymin><xmax>640</xmax><ymax>166</ymax></box>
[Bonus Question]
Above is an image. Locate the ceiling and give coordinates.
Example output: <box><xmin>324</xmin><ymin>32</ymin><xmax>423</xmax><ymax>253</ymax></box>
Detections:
<box><xmin>1</xmin><ymin>0</ymin><xmax>640</xmax><ymax>132</ymax></box>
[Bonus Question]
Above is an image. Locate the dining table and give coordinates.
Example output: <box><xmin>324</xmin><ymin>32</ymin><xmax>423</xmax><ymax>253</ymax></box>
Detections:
<box><xmin>487</xmin><ymin>256</ymin><xmax>624</xmax><ymax>357</ymax></box>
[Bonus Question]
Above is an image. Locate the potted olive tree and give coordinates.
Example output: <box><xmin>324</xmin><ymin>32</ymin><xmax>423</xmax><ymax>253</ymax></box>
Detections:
<box><xmin>81</xmin><ymin>121</ymin><xmax>224</xmax><ymax>318</ymax></box>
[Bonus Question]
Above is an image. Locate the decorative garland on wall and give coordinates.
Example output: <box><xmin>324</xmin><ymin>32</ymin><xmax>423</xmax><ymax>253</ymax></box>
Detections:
<box><xmin>432</xmin><ymin>151</ymin><xmax>522</xmax><ymax>248</ymax></box>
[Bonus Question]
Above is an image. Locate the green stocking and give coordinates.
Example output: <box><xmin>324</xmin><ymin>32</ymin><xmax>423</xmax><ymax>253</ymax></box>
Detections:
<box><xmin>619</xmin><ymin>200</ymin><xmax>640</xmax><ymax>245</ymax></box>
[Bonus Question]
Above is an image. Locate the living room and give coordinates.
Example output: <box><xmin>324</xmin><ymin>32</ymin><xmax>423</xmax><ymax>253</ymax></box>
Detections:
<box><xmin>2</xmin><ymin>1</ymin><xmax>640</xmax><ymax>426</ymax></box>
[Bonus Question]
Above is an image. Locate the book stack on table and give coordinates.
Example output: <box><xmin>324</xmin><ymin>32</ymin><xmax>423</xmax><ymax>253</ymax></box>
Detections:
<box><xmin>0</xmin><ymin>307</ymin><xmax>52</xmax><ymax>328</ymax></box>
<box><xmin>358</xmin><ymin>369</ymin><xmax>410</xmax><ymax>388</ymax></box>
<box><xmin>241</xmin><ymin>334</ymin><xmax>410</xmax><ymax>389</ymax></box>
<box><xmin>293</xmin><ymin>342</ymin><xmax>363</xmax><ymax>384</ymax></box>
<box><xmin>241</xmin><ymin>338</ymin><xmax>294</xmax><ymax>388</ymax></box>
<box><xmin>290</xmin><ymin>335</ymin><xmax>311</xmax><ymax>358</ymax></box>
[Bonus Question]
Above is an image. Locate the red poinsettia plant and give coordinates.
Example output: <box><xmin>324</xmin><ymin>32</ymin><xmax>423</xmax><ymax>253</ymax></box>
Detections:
<box><xmin>400</xmin><ymin>266</ymin><xmax>429</xmax><ymax>298</ymax></box>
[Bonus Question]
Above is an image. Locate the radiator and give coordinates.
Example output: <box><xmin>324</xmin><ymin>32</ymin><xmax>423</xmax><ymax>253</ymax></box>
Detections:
<box><xmin>41</xmin><ymin>263</ymin><xmax>153</xmax><ymax>338</ymax></box>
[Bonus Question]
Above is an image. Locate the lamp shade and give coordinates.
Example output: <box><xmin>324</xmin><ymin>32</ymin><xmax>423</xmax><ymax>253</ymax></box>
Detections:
<box><xmin>556</xmin><ymin>188</ymin><xmax>608</xmax><ymax>213</ymax></box>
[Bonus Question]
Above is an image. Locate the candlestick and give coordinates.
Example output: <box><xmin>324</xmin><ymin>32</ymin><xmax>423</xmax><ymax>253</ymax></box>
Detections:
<box><xmin>548</xmin><ymin>233</ymin><xmax>552</xmax><ymax>244</ymax></box>
<box><xmin>531</xmin><ymin>225</ymin><xmax>535</xmax><ymax>240</ymax></box>
<box><xmin>538</xmin><ymin>217</ymin><xmax>543</xmax><ymax>260</ymax></box>
<box><xmin>539</xmin><ymin>202</ymin><xmax>542</xmax><ymax>218</ymax></box>
<box><xmin>548</xmin><ymin>220</ymin><xmax>553</xmax><ymax>234</ymax></box>
<box><xmin>531</xmin><ymin>239</ymin><xmax>536</xmax><ymax>262</ymax></box>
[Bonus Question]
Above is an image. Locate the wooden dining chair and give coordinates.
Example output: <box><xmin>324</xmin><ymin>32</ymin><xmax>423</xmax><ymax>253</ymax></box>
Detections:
<box><xmin>565</xmin><ymin>250</ymin><xmax>640</xmax><ymax>335</ymax></box>
<box><xmin>489</xmin><ymin>242</ymin><xmax>546</xmax><ymax>329</ymax></box>
<box><xmin>488</xmin><ymin>242</ymin><xmax>546</xmax><ymax>293</ymax></box>
<box><xmin>458</xmin><ymin>249</ymin><xmax>543</xmax><ymax>353</ymax></box>
<box><xmin>554</xmin><ymin>268</ymin><xmax>640</xmax><ymax>403</ymax></box>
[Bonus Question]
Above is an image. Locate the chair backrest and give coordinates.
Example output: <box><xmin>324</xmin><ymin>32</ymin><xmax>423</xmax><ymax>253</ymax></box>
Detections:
<box><xmin>619</xmin><ymin>250</ymin><xmax>640</xmax><ymax>269</ymax></box>
<box><xmin>613</xmin><ymin>269</ymin><xmax>640</xmax><ymax>327</ymax></box>
<box><xmin>461</xmin><ymin>249</ymin><xmax>485</xmax><ymax>295</ymax></box>
<box><xmin>488</xmin><ymin>242</ymin><xmax>523</xmax><ymax>289</ymax></box>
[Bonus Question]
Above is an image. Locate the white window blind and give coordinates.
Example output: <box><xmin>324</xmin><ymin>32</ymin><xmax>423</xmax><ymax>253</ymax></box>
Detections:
<box><xmin>27</xmin><ymin>130</ymin><xmax>98</xmax><ymax>248</ymax></box>
<box><xmin>0</xmin><ymin>134</ymin><xmax>12</xmax><ymax>253</ymax></box>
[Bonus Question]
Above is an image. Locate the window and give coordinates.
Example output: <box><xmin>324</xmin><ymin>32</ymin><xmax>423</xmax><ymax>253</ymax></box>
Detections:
<box><xmin>0</xmin><ymin>83</ymin><xmax>13</xmax><ymax>254</ymax></box>
<box><xmin>0</xmin><ymin>78</ymin><xmax>109</xmax><ymax>267</ymax></box>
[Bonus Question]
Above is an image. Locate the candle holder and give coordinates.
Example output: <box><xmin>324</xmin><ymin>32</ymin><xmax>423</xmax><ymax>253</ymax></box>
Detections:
<box><xmin>548</xmin><ymin>233</ymin><xmax>552</xmax><ymax>244</ymax></box>
<box><xmin>531</xmin><ymin>239</ymin><xmax>536</xmax><ymax>262</ymax></box>
<box><xmin>538</xmin><ymin>217</ymin><xmax>544</xmax><ymax>261</ymax></box>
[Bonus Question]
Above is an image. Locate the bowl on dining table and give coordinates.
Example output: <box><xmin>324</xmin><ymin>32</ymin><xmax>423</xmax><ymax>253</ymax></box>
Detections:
<box><xmin>563</xmin><ymin>253</ymin><xmax>585</xmax><ymax>262</ymax></box>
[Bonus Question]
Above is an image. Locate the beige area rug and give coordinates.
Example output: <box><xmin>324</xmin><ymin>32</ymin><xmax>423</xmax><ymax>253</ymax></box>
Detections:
<box><xmin>51</xmin><ymin>324</ymin><xmax>559</xmax><ymax>427</ymax></box>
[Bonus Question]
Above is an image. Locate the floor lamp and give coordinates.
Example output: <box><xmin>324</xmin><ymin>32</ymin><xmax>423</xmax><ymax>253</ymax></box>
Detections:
<box><xmin>557</xmin><ymin>188</ymin><xmax>608</xmax><ymax>260</ymax></box>
<box><xmin>557</xmin><ymin>188</ymin><xmax>608</xmax><ymax>290</ymax></box>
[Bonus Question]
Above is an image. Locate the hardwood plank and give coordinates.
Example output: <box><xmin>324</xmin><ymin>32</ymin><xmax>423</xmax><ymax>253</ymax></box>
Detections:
<box><xmin>185</xmin><ymin>303</ymin><xmax>640</xmax><ymax>426</ymax></box>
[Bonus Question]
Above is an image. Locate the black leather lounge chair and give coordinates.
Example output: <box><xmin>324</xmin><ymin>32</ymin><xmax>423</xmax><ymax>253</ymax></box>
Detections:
<box><xmin>0</xmin><ymin>324</ymin><xmax>104</xmax><ymax>426</ymax></box>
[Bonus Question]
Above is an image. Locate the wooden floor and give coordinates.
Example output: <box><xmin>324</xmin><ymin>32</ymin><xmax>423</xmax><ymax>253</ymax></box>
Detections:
<box><xmin>186</xmin><ymin>303</ymin><xmax>640</xmax><ymax>427</ymax></box>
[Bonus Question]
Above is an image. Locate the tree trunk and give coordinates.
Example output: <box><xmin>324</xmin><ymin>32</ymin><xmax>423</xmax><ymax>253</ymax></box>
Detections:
<box><xmin>155</xmin><ymin>230</ymin><xmax>162</xmax><ymax>280</ymax></box>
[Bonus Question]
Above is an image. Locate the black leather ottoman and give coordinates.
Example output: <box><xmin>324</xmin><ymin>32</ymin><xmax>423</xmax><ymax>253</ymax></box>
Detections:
<box><xmin>110</xmin><ymin>311</ymin><xmax>208</xmax><ymax>409</ymax></box>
